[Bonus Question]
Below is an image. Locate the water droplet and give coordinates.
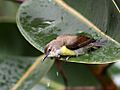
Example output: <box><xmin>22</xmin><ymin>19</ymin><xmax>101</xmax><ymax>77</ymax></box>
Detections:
<box><xmin>56</xmin><ymin>71</ymin><xmax>59</xmax><ymax>77</ymax></box>
<box><xmin>48</xmin><ymin>0</ymin><xmax>52</xmax><ymax>2</ymax></box>
<box><xmin>61</xmin><ymin>16</ymin><xmax>64</xmax><ymax>21</ymax></box>
<box><xmin>43</xmin><ymin>21</ymin><xmax>52</xmax><ymax>25</ymax></box>
<box><xmin>31</xmin><ymin>27</ymin><xmax>36</xmax><ymax>30</ymax></box>
<box><xmin>112</xmin><ymin>74</ymin><xmax>120</xmax><ymax>87</ymax></box>
<box><xmin>47</xmin><ymin>80</ymin><xmax>51</xmax><ymax>87</ymax></box>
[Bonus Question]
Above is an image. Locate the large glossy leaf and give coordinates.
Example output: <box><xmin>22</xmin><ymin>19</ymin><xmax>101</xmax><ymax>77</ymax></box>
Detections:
<box><xmin>12</xmin><ymin>55</ymin><xmax>54</xmax><ymax>90</ymax></box>
<box><xmin>64</xmin><ymin>0</ymin><xmax>120</xmax><ymax>43</ymax></box>
<box><xmin>64</xmin><ymin>0</ymin><xmax>109</xmax><ymax>33</ymax></box>
<box><xmin>17</xmin><ymin>0</ymin><xmax>120</xmax><ymax>64</ymax></box>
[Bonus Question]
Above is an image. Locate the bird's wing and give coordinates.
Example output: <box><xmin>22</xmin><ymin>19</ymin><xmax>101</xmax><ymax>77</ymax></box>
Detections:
<box><xmin>66</xmin><ymin>36</ymin><xmax>96</xmax><ymax>50</ymax></box>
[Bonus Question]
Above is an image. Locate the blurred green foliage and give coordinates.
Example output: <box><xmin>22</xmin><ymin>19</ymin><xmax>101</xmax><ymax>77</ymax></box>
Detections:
<box><xmin>0</xmin><ymin>0</ymin><xmax>120</xmax><ymax>90</ymax></box>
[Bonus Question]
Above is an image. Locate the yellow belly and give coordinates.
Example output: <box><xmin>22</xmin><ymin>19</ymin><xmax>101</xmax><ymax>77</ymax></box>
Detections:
<box><xmin>60</xmin><ymin>46</ymin><xmax>76</xmax><ymax>56</ymax></box>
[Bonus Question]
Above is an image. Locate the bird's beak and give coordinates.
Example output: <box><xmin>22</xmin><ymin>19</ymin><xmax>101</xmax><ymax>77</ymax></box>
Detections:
<box><xmin>42</xmin><ymin>49</ymin><xmax>51</xmax><ymax>62</ymax></box>
<box><xmin>42</xmin><ymin>54</ymin><xmax>49</xmax><ymax>62</ymax></box>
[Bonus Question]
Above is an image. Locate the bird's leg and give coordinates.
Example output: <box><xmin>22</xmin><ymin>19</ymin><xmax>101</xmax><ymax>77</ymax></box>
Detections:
<box><xmin>62</xmin><ymin>56</ymin><xmax>71</xmax><ymax>61</ymax></box>
<box><xmin>65</xmin><ymin>57</ymin><xmax>70</xmax><ymax>61</ymax></box>
<box><xmin>54</xmin><ymin>57</ymin><xmax>68</xmax><ymax>88</ymax></box>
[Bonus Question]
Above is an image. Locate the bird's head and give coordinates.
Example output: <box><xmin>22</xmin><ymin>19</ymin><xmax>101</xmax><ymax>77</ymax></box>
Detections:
<box><xmin>44</xmin><ymin>45</ymin><xmax>61</xmax><ymax>57</ymax></box>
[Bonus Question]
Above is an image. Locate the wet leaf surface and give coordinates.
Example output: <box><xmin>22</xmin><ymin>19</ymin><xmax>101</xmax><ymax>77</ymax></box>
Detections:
<box><xmin>17</xmin><ymin>0</ymin><xmax>120</xmax><ymax>64</ymax></box>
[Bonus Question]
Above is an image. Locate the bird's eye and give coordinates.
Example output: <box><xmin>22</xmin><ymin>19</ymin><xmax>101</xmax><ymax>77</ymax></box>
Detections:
<box><xmin>47</xmin><ymin>46</ymin><xmax>52</xmax><ymax>53</ymax></box>
<box><xmin>48</xmin><ymin>48</ymin><xmax>51</xmax><ymax>52</ymax></box>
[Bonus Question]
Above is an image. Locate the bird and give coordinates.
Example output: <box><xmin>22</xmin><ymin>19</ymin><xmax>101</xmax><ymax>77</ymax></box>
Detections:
<box><xmin>41</xmin><ymin>34</ymin><xmax>107</xmax><ymax>89</ymax></box>
<box><xmin>42</xmin><ymin>34</ymin><xmax>107</xmax><ymax>61</ymax></box>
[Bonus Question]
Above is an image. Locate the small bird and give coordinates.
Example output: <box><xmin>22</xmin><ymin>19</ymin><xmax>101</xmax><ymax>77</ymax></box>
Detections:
<box><xmin>42</xmin><ymin>34</ymin><xmax>107</xmax><ymax>88</ymax></box>
<box><xmin>42</xmin><ymin>34</ymin><xmax>107</xmax><ymax>61</ymax></box>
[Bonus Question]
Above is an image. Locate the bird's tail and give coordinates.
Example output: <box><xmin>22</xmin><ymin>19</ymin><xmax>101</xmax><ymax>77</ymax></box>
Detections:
<box><xmin>89</xmin><ymin>38</ymin><xmax>108</xmax><ymax>47</ymax></box>
<box><xmin>74</xmin><ymin>38</ymin><xmax>108</xmax><ymax>55</ymax></box>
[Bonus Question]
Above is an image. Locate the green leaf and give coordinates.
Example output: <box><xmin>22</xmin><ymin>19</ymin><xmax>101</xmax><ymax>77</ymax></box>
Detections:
<box><xmin>64</xmin><ymin>0</ymin><xmax>109</xmax><ymax>33</ymax></box>
<box><xmin>0</xmin><ymin>55</ymin><xmax>34</xmax><ymax>90</ymax></box>
<box><xmin>13</xmin><ymin>55</ymin><xmax>54</xmax><ymax>90</ymax></box>
<box><xmin>17</xmin><ymin>0</ymin><xmax>120</xmax><ymax>64</ymax></box>
<box><xmin>64</xmin><ymin>0</ymin><xmax>120</xmax><ymax>43</ymax></box>
<box><xmin>0</xmin><ymin>55</ymin><xmax>54</xmax><ymax>90</ymax></box>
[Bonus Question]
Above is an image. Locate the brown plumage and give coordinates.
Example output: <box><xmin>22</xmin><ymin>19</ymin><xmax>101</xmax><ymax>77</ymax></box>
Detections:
<box><xmin>44</xmin><ymin>34</ymin><xmax>96</xmax><ymax>55</ymax></box>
